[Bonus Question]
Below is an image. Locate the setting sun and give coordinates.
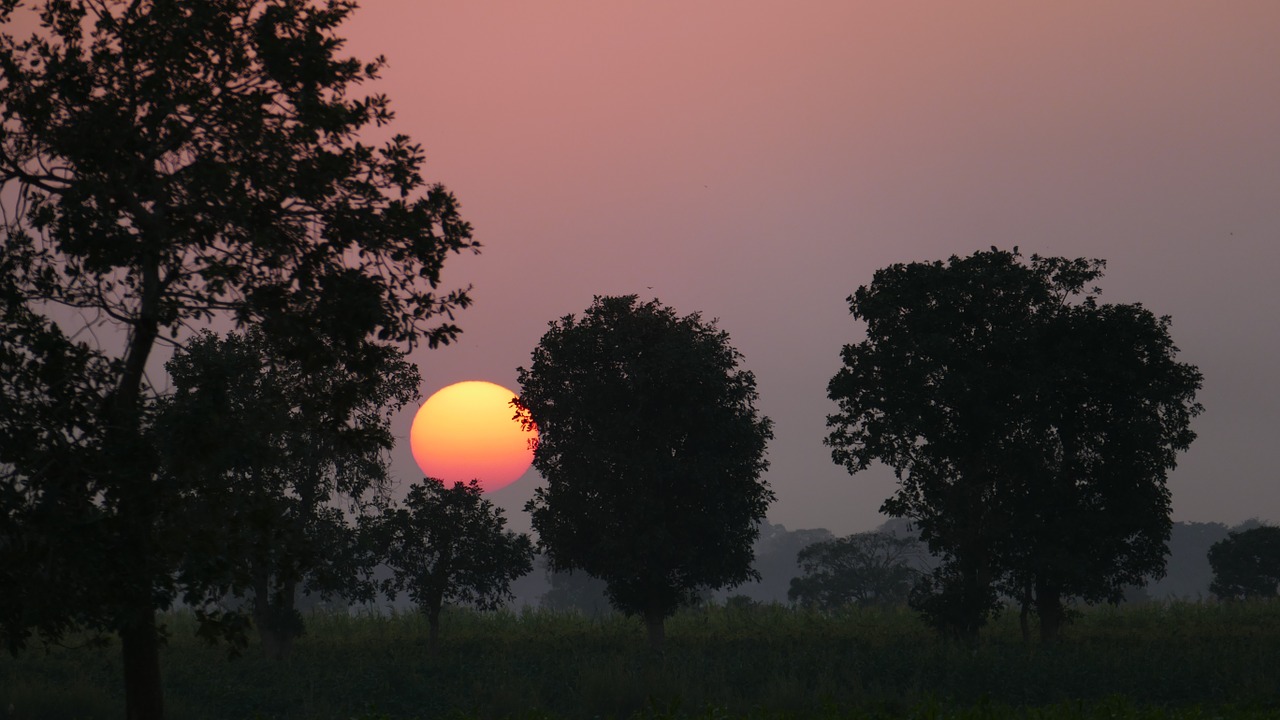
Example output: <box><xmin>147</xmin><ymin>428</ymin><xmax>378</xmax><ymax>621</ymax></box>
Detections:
<box><xmin>409</xmin><ymin>380</ymin><xmax>536</xmax><ymax>493</ymax></box>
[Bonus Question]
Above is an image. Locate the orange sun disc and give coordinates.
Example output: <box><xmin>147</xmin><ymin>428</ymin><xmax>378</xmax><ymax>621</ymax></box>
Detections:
<box><xmin>409</xmin><ymin>380</ymin><xmax>537</xmax><ymax>494</ymax></box>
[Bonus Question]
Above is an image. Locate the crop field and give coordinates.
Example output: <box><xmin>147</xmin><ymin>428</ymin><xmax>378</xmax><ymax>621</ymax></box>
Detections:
<box><xmin>3</xmin><ymin>601</ymin><xmax>1278</xmax><ymax>719</ymax></box>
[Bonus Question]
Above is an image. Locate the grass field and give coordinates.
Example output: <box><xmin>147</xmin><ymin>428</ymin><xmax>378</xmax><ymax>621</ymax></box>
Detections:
<box><xmin>3</xmin><ymin>601</ymin><xmax>1278</xmax><ymax>719</ymax></box>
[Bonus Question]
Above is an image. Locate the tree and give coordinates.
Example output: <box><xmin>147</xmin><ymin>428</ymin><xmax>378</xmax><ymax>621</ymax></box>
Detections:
<box><xmin>155</xmin><ymin>328</ymin><xmax>418</xmax><ymax>659</ymax></box>
<box><xmin>728</xmin><ymin>522</ymin><xmax>834</xmax><ymax>604</ymax></box>
<box><xmin>787</xmin><ymin>532</ymin><xmax>922</xmax><ymax>610</ymax></box>
<box><xmin>370</xmin><ymin>478</ymin><xmax>534</xmax><ymax>651</ymax></box>
<box><xmin>826</xmin><ymin>249</ymin><xmax>1202</xmax><ymax>643</ymax></box>
<box><xmin>0</xmin><ymin>2</ymin><xmax>475</xmax><ymax>716</ymax></box>
<box><xmin>1208</xmin><ymin>526</ymin><xmax>1280</xmax><ymax>600</ymax></box>
<box><xmin>515</xmin><ymin>295</ymin><xmax>774</xmax><ymax>649</ymax></box>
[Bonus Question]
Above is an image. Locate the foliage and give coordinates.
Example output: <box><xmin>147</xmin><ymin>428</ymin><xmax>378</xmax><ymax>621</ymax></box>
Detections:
<box><xmin>0</xmin><ymin>0</ymin><xmax>474</xmax><ymax>715</ymax></box>
<box><xmin>826</xmin><ymin>249</ymin><xmax>1203</xmax><ymax>642</ymax></box>
<box><xmin>788</xmin><ymin>531</ymin><xmax>923</xmax><ymax>609</ymax></box>
<box><xmin>729</xmin><ymin>522</ymin><xmax>835</xmax><ymax>604</ymax></box>
<box><xmin>1208</xmin><ymin>526</ymin><xmax>1280</xmax><ymax>600</ymax></box>
<box><xmin>369</xmin><ymin>478</ymin><xmax>534</xmax><ymax>649</ymax></box>
<box><xmin>516</xmin><ymin>295</ymin><xmax>774</xmax><ymax>646</ymax></box>
<box><xmin>0</xmin><ymin>281</ymin><xmax>117</xmax><ymax>654</ymax></box>
<box><xmin>155</xmin><ymin>328</ymin><xmax>419</xmax><ymax>658</ymax></box>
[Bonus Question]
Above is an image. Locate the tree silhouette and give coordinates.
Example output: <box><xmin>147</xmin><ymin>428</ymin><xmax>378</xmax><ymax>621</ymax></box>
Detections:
<box><xmin>516</xmin><ymin>295</ymin><xmax>773</xmax><ymax>650</ymax></box>
<box><xmin>370</xmin><ymin>478</ymin><xmax>534</xmax><ymax>651</ymax></box>
<box><xmin>1208</xmin><ymin>526</ymin><xmax>1280</xmax><ymax>600</ymax></box>
<box><xmin>826</xmin><ymin>249</ymin><xmax>1202</xmax><ymax>642</ymax></box>
<box><xmin>788</xmin><ymin>532</ymin><xmax>922</xmax><ymax>609</ymax></box>
<box><xmin>0</xmin><ymin>2</ymin><xmax>474</xmax><ymax>717</ymax></box>
<box><xmin>156</xmin><ymin>328</ymin><xmax>418</xmax><ymax>659</ymax></box>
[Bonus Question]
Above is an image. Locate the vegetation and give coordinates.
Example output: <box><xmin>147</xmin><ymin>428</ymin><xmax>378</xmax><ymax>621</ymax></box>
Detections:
<box><xmin>157</xmin><ymin>328</ymin><xmax>419</xmax><ymax>660</ymax></box>
<box><xmin>788</xmin><ymin>532</ymin><xmax>923</xmax><ymax>609</ymax></box>
<box><xmin>516</xmin><ymin>295</ymin><xmax>774</xmax><ymax>648</ymax></box>
<box><xmin>826</xmin><ymin>249</ymin><xmax>1203</xmax><ymax>642</ymax></box>
<box><xmin>0</xmin><ymin>3</ymin><xmax>1234</xmax><ymax>717</ymax></box>
<box><xmin>368</xmin><ymin>479</ymin><xmax>535</xmax><ymax>650</ymax></box>
<box><xmin>2</xmin><ymin>601</ymin><xmax>1278</xmax><ymax>719</ymax></box>
<box><xmin>1208</xmin><ymin>525</ymin><xmax>1280</xmax><ymax>600</ymax></box>
<box><xmin>0</xmin><ymin>1</ymin><xmax>474</xmax><ymax>716</ymax></box>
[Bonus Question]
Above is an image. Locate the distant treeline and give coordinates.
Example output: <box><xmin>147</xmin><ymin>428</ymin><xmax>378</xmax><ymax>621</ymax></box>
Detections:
<box><xmin>438</xmin><ymin>517</ymin><xmax>1274</xmax><ymax>613</ymax></box>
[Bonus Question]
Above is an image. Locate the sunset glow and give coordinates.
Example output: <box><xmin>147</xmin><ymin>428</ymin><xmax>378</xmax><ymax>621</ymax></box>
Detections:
<box><xmin>409</xmin><ymin>381</ymin><xmax>536</xmax><ymax>493</ymax></box>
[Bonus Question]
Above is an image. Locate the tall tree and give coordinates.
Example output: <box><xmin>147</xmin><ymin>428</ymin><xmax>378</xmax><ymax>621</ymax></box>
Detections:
<box><xmin>826</xmin><ymin>249</ymin><xmax>1201</xmax><ymax>642</ymax></box>
<box><xmin>371</xmin><ymin>478</ymin><xmax>534</xmax><ymax>652</ymax></box>
<box><xmin>155</xmin><ymin>328</ymin><xmax>418</xmax><ymax>659</ymax></box>
<box><xmin>1208</xmin><ymin>526</ymin><xmax>1280</xmax><ymax>600</ymax></box>
<box><xmin>516</xmin><ymin>295</ymin><xmax>774</xmax><ymax>649</ymax></box>
<box><xmin>0</xmin><ymin>2</ymin><xmax>475</xmax><ymax>717</ymax></box>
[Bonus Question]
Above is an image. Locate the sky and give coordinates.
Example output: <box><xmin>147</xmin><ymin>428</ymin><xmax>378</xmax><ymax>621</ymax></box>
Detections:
<box><xmin>324</xmin><ymin>1</ymin><xmax>1280</xmax><ymax>535</ymax></box>
<box><xmin>12</xmin><ymin>2</ymin><xmax>1277</xmax><ymax>536</ymax></box>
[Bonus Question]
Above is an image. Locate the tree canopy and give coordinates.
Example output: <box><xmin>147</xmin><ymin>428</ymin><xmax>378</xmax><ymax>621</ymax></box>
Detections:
<box><xmin>0</xmin><ymin>1</ymin><xmax>474</xmax><ymax>716</ymax></box>
<box><xmin>156</xmin><ymin>328</ymin><xmax>418</xmax><ymax>658</ymax></box>
<box><xmin>515</xmin><ymin>295</ymin><xmax>774</xmax><ymax>648</ymax></box>
<box><xmin>1208</xmin><ymin>526</ymin><xmax>1280</xmax><ymax>600</ymax></box>
<box><xmin>787</xmin><ymin>532</ymin><xmax>922</xmax><ymax>610</ymax></box>
<box><xmin>370</xmin><ymin>478</ymin><xmax>534</xmax><ymax>651</ymax></box>
<box><xmin>826</xmin><ymin>249</ymin><xmax>1202</xmax><ymax>642</ymax></box>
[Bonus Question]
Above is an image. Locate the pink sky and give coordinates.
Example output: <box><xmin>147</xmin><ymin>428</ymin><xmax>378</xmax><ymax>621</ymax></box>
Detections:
<box><xmin>331</xmin><ymin>1</ymin><xmax>1280</xmax><ymax>534</ymax></box>
<box><xmin>11</xmin><ymin>3</ymin><xmax>1276</xmax><ymax>534</ymax></box>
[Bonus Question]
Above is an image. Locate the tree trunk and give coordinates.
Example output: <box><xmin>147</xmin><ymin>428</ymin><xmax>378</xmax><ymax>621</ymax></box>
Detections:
<box><xmin>954</xmin><ymin>550</ymin><xmax>991</xmax><ymax>646</ymax></box>
<box><xmin>644</xmin><ymin>610</ymin><xmax>665</xmax><ymax>653</ymax></box>
<box><xmin>253</xmin><ymin>571</ymin><xmax>300</xmax><ymax>661</ymax></box>
<box><xmin>1019</xmin><ymin>581</ymin><xmax>1033</xmax><ymax>646</ymax></box>
<box><xmin>427</xmin><ymin>606</ymin><xmax>441</xmax><ymax>653</ymax></box>
<box><xmin>112</xmin><ymin>253</ymin><xmax>166</xmax><ymax>719</ymax></box>
<box><xmin>276</xmin><ymin>578</ymin><xmax>298</xmax><ymax>659</ymax></box>
<box><xmin>1035</xmin><ymin>578</ymin><xmax>1064</xmax><ymax>644</ymax></box>
<box><xmin>954</xmin><ymin>465</ymin><xmax>994</xmax><ymax>646</ymax></box>
<box><xmin>121</xmin><ymin>605</ymin><xmax>165</xmax><ymax>720</ymax></box>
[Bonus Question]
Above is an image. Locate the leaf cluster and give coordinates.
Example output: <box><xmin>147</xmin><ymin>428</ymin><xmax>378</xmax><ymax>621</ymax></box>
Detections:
<box><xmin>0</xmin><ymin>289</ymin><xmax>117</xmax><ymax>652</ymax></box>
<box><xmin>516</xmin><ymin>295</ymin><xmax>774</xmax><ymax>620</ymax></box>
<box><xmin>0</xmin><ymin>0</ymin><xmax>477</xmax><ymax>351</ymax></box>
<box><xmin>153</xmin><ymin>328</ymin><xmax>419</xmax><ymax>620</ymax></box>
<box><xmin>826</xmin><ymin>248</ymin><xmax>1203</xmax><ymax>628</ymax></box>
<box><xmin>369</xmin><ymin>478</ymin><xmax>535</xmax><ymax>616</ymax></box>
<box><xmin>787</xmin><ymin>531</ymin><xmax>923</xmax><ymax>610</ymax></box>
<box><xmin>1208</xmin><ymin>525</ymin><xmax>1280</xmax><ymax>600</ymax></box>
<box><xmin>0</xmin><ymin>0</ymin><xmax>477</xmax><ymax>662</ymax></box>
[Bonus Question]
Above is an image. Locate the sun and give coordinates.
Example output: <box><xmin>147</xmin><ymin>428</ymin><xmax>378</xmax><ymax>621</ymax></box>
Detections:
<box><xmin>409</xmin><ymin>380</ymin><xmax>536</xmax><ymax>493</ymax></box>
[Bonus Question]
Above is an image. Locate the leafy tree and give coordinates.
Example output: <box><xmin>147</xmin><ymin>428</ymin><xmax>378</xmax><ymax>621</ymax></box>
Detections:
<box><xmin>0</xmin><ymin>281</ymin><xmax>118</xmax><ymax>653</ymax></box>
<box><xmin>516</xmin><ymin>295</ymin><xmax>774</xmax><ymax>649</ymax></box>
<box><xmin>155</xmin><ymin>328</ymin><xmax>418</xmax><ymax>659</ymax></box>
<box><xmin>787</xmin><ymin>531</ymin><xmax>922</xmax><ymax>610</ymax></box>
<box><xmin>826</xmin><ymin>249</ymin><xmax>1202</xmax><ymax>643</ymax></box>
<box><xmin>0</xmin><ymin>1</ymin><xmax>474</xmax><ymax>716</ymax></box>
<box><xmin>1208</xmin><ymin>526</ymin><xmax>1280</xmax><ymax>600</ymax></box>
<box><xmin>728</xmin><ymin>522</ymin><xmax>834</xmax><ymax>604</ymax></box>
<box><xmin>370</xmin><ymin>478</ymin><xmax>534</xmax><ymax>651</ymax></box>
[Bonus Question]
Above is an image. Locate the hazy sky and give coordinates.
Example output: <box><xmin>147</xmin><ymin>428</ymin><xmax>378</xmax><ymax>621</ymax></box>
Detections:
<box><xmin>15</xmin><ymin>3</ymin><xmax>1277</xmax><ymax>535</ymax></box>
<box><xmin>327</xmin><ymin>1</ymin><xmax>1280</xmax><ymax>535</ymax></box>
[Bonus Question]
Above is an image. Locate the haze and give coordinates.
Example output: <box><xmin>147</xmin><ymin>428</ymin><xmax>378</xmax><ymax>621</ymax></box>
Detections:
<box><xmin>330</xmin><ymin>1</ymin><xmax>1280</xmax><ymax>535</ymax></box>
<box><xmin>15</xmin><ymin>3</ymin><xmax>1272</xmax><ymax>534</ymax></box>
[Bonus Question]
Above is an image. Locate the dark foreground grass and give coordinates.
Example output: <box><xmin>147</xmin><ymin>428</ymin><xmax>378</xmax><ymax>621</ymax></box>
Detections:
<box><xmin>2</xmin><ymin>601</ymin><xmax>1278</xmax><ymax>719</ymax></box>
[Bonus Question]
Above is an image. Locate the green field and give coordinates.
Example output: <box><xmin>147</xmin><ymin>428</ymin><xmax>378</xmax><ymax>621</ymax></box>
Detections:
<box><xmin>3</xmin><ymin>601</ymin><xmax>1278</xmax><ymax>719</ymax></box>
